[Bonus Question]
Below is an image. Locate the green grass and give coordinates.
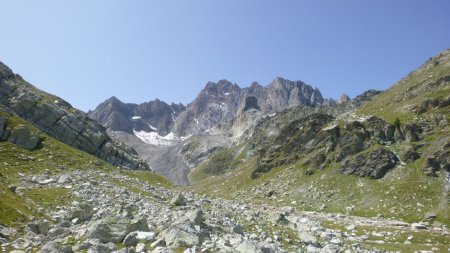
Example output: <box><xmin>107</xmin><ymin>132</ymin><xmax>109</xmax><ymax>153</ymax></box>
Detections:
<box><xmin>322</xmin><ymin>220</ymin><xmax>450</xmax><ymax>252</ymax></box>
<box><xmin>22</xmin><ymin>187</ymin><xmax>76</xmax><ymax>215</ymax></box>
<box><xmin>357</xmin><ymin>50</ymin><xmax>450</xmax><ymax>122</ymax></box>
<box><xmin>120</xmin><ymin>170</ymin><xmax>174</xmax><ymax>189</ymax></box>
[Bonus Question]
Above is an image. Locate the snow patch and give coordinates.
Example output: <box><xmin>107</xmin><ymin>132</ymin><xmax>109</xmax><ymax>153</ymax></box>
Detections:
<box><xmin>147</xmin><ymin>124</ymin><xmax>158</xmax><ymax>131</ymax></box>
<box><xmin>133</xmin><ymin>130</ymin><xmax>177</xmax><ymax>146</ymax></box>
<box><xmin>224</xmin><ymin>92</ymin><xmax>230</xmax><ymax>96</ymax></box>
<box><xmin>131</xmin><ymin>116</ymin><xmax>142</xmax><ymax>120</ymax></box>
<box><xmin>133</xmin><ymin>130</ymin><xmax>191</xmax><ymax>146</ymax></box>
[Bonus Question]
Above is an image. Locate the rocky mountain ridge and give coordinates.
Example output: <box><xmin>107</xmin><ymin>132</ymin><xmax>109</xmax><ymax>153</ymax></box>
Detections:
<box><xmin>0</xmin><ymin>61</ymin><xmax>148</xmax><ymax>170</ymax></box>
<box><xmin>88</xmin><ymin>96</ymin><xmax>185</xmax><ymax>136</ymax></box>
<box><xmin>90</xmin><ymin>77</ymin><xmax>325</xmax><ymax>137</ymax></box>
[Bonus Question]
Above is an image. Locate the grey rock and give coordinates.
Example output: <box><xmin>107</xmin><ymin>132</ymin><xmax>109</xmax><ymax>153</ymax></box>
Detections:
<box><xmin>127</xmin><ymin>217</ymin><xmax>150</xmax><ymax>233</ymax></box>
<box><xmin>151</xmin><ymin>247</ymin><xmax>175</xmax><ymax>253</ymax></box>
<box><xmin>185</xmin><ymin>209</ymin><xmax>204</xmax><ymax>225</ymax></box>
<box><xmin>298</xmin><ymin>231</ymin><xmax>318</xmax><ymax>246</ymax></box>
<box><xmin>236</xmin><ymin>240</ymin><xmax>262</xmax><ymax>253</ymax></box>
<box><xmin>411</xmin><ymin>222</ymin><xmax>428</xmax><ymax>229</ymax></box>
<box><xmin>28</xmin><ymin>219</ymin><xmax>49</xmax><ymax>235</ymax></box>
<box><xmin>38</xmin><ymin>241</ymin><xmax>58</xmax><ymax>253</ymax></box>
<box><xmin>88</xmin><ymin>216</ymin><xmax>131</xmax><ymax>243</ymax></box>
<box><xmin>135</xmin><ymin>243</ymin><xmax>146</xmax><ymax>252</ymax></box>
<box><xmin>341</xmin><ymin>148</ymin><xmax>399</xmax><ymax>179</ymax></box>
<box><xmin>424</xmin><ymin>212</ymin><xmax>437</xmax><ymax>220</ymax></box>
<box><xmin>69</xmin><ymin>203</ymin><xmax>95</xmax><ymax>222</ymax></box>
<box><xmin>8</xmin><ymin>184</ymin><xmax>17</xmax><ymax>193</ymax></box>
<box><xmin>123</xmin><ymin>232</ymin><xmax>139</xmax><ymax>247</ymax></box>
<box><xmin>8</xmin><ymin>126</ymin><xmax>40</xmax><ymax>150</ymax></box>
<box><xmin>170</xmin><ymin>193</ymin><xmax>187</xmax><ymax>206</ymax></box>
<box><xmin>321</xmin><ymin>244</ymin><xmax>339</xmax><ymax>253</ymax></box>
<box><xmin>0</xmin><ymin>225</ymin><xmax>15</xmax><ymax>239</ymax></box>
<box><xmin>160</xmin><ymin>217</ymin><xmax>207</xmax><ymax>248</ymax></box>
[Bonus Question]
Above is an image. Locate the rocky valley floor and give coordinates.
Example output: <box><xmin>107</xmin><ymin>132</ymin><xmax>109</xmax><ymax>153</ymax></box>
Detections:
<box><xmin>1</xmin><ymin>162</ymin><xmax>449</xmax><ymax>253</ymax></box>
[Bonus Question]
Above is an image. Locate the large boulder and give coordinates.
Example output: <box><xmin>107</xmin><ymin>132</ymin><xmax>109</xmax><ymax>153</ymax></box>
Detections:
<box><xmin>88</xmin><ymin>216</ymin><xmax>131</xmax><ymax>243</ymax></box>
<box><xmin>341</xmin><ymin>148</ymin><xmax>399</xmax><ymax>179</ymax></box>
<box><xmin>159</xmin><ymin>217</ymin><xmax>208</xmax><ymax>248</ymax></box>
<box><xmin>28</xmin><ymin>220</ymin><xmax>49</xmax><ymax>235</ymax></box>
<box><xmin>8</xmin><ymin>126</ymin><xmax>40</xmax><ymax>150</ymax></box>
<box><xmin>69</xmin><ymin>204</ymin><xmax>95</xmax><ymax>223</ymax></box>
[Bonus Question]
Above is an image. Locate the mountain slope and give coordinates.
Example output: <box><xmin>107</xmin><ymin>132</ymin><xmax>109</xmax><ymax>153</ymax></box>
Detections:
<box><xmin>189</xmin><ymin>49</ymin><xmax>450</xmax><ymax>230</ymax></box>
<box><xmin>0</xmin><ymin>61</ymin><xmax>148</xmax><ymax>170</ymax></box>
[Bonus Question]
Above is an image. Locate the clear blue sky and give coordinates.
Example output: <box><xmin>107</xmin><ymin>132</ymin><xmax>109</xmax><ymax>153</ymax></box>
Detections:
<box><xmin>1</xmin><ymin>1</ymin><xmax>449</xmax><ymax>112</ymax></box>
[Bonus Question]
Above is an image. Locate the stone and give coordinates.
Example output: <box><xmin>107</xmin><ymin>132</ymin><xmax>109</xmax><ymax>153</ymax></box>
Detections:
<box><xmin>123</xmin><ymin>232</ymin><xmax>139</xmax><ymax>247</ymax></box>
<box><xmin>39</xmin><ymin>241</ymin><xmax>58</xmax><ymax>253</ymax></box>
<box><xmin>411</xmin><ymin>222</ymin><xmax>427</xmax><ymax>229</ymax></box>
<box><xmin>58</xmin><ymin>174</ymin><xmax>73</xmax><ymax>184</ymax></box>
<box><xmin>38</xmin><ymin>178</ymin><xmax>55</xmax><ymax>185</ymax></box>
<box><xmin>135</xmin><ymin>243</ymin><xmax>146</xmax><ymax>252</ymax></box>
<box><xmin>170</xmin><ymin>193</ymin><xmax>187</xmax><ymax>206</ymax></box>
<box><xmin>185</xmin><ymin>209</ymin><xmax>204</xmax><ymax>225</ymax></box>
<box><xmin>11</xmin><ymin>238</ymin><xmax>32</xmax><ymax>250</ymax></box>
<box><xmin>424</xmin><ymin>212</ymin><xmax>437</xmax><ymax>220</ymax></box>
<box><xmin>127</xmin><ymin>217</ymin><xmax>150</xmax><ymax>232</ymax></box>
<box><xmin>321</xmin><ymin>243</ymin><xmax>340</xmax><ymax>253</ymax></box>
<box><xmin>123</xmin><ymin>230</ymin><xmax>155</xmax><ymax>246</ymax></box>
<box><xmin>8</xmin><ymin>184</ymin><xmax>17</xmax><ymax>193</ymax></box>
<box><xmin>298</xmin><ymin>231</ymin><xmax>318</xmax><ymax>246</ymax></box>
<box><xmin>341</xmin><ymin>148</ymin><xmax>399</xmax><ymax>179</ymax></box>
<box><xmin>88</xmin><ymin>216</ymin><xmax>131</xmax><ymax>243</ymax></box>
<box><xmin>0</xmin><ymin>225</ymin><xmax>15</xmax><ymax>239</ymax></box>
<box><xmin>8</xmin><ymin>126</ymin><xmax>40</xmax><ymax>150</ymax></box>
<box><xmin>28</xmin><ymin>219</ymin><xmax>49</xmax><ymax>235</ymax></box>
<box><xmin>69</xmin><ymin>204</ymin><xmax>95</xmax><ymax>223</ymax></box>
<box><xmin>152</xmin><ymin>247</ymin><xmax>175</xmax><ymax>253</ymax></box>
<box><xmin>235</xmin><ymin>240</ymin><xmax>262</xmax><ymax>253</ymax></box>
<box><xmin>160</xmin><ymin>218</ymin><xmax>207</xmax><ymax>248</ymax></box>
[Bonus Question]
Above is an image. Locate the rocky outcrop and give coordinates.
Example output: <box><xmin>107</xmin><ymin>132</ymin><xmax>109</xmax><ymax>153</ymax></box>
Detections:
<box><xmin>338</xmin><ymin>94</ymin><xmax>351</xmax><ymax>104</ymax></box>
<box><xmin>341</xmin><ymin>148</ymin><xmax>399</xmax><ymax>179</ymax></box>
<box><xmin>0</xmin><ymin>61</ymin><xmax>148</xmax><ymax>169</ymax></box>
<box><xmin>88</xmin><ymin>96</ymin><xmax>185</xmax><ymax>136</ymax></box>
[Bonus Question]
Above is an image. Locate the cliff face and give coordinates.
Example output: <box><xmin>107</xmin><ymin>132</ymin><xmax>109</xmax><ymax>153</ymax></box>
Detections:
<box><xmin>0</xmin><ymin>61</ymin><xmax>148</xmax><ymax>170</ymax></box>
<box><xmin>88</xmin><ymin>97</ymin><xmax>185</xmax><ymax>136</ymax></box>
<box><xmin>173</xmin><ymin>78</ymin><xmax>324</xmax><ymax>136</ymax></box>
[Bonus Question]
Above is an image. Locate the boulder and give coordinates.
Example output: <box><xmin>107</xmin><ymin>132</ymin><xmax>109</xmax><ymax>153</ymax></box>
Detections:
<box><xmin>341</xmin><ymin>148</ymin><xmax>399</xmax><ymax>179</ymax></box>
<box><xmin>69</xmin><ymin>204</ymin><xmax>95</xmax><ymax>223</ymax></box>
<box><xmin>298</xmin><ymin>231</ymin><xmax>318</xmax><ymax>246</ymax></box>
<box><xmin>8</xmin><ymin>126</ymin><xmax>40</xmax><ymax>150</ymax></box>
<box><xmin>235</xmin><ymin>240</ymin><xmax>262</xmax><ymax>253</ymax></box>
<box><xmin>127</xmin><ymin>217</ymin><xmax>150</xmax><ymax>233</ymax></box>
<box><xmin>185</xmin><ymin>209</ymin><xmax>204</xmax><ymax>225</ymax></box>
<box><xmin>27</xmin><ymin>220</ymin><xmax>49</xmax><ymax>235</ymax></box>
<box><xmin>88</xmin><ymin>216</ymin><xmax>131</xmax><ymax>243</ymax></box>
<box><xmin>170</xmin><ymin>193</ymin><xmax>187</xmax><ymax>206</ymax></box>
<box><xmin>38</xmin><ymin>241</ymin><xmax>58</xmax><ymax>253</ymax></box>
<box><xmin>159</xmin><ymin>217</ymin><xmax>208</xmax><ymax>248</ymax></box>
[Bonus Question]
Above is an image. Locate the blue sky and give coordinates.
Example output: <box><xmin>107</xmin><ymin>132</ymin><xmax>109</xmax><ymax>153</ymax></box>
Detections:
<box><xmin>1</xmin><ymin>1</ymin><xmax>449</xmax><ymax>112</ymax></box>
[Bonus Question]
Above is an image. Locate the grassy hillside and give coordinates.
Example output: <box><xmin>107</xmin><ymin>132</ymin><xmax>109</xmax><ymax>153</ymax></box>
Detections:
<box><xmin>189</xmin><ymin>49</ymin><xmax>450</xmax><ymax>228</ymax></box>
<box><xmin>0</xmin><ymin>108</ymin><xmax>172</xmax><ymax>228</ymax></box>
<box><xmin>358</xmin><ymin>49</ymin><xmax>450</xmax><ymax>122</ymax></box>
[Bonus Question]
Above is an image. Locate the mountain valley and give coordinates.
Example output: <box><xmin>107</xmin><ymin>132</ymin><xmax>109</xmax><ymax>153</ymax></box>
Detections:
<box><xmin>0</xmin><ymin>49</ymin><xmax>449</xmax><ymax>253</ymax></box>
